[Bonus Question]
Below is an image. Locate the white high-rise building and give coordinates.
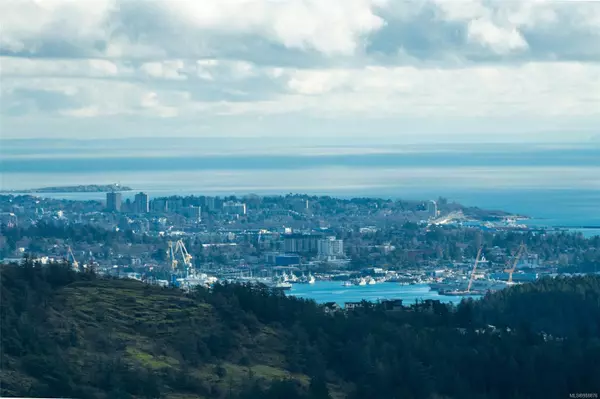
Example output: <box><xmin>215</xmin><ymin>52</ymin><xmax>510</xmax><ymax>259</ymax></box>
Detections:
<box><xmin>317</xmin><ymin>236</ymin><xmax>344</xmax><ymax>260</ymax></box>
<box><xmin>427</xmin><ymin>200</ymin><xmax>438</xmax><ymax>218</ymax></box>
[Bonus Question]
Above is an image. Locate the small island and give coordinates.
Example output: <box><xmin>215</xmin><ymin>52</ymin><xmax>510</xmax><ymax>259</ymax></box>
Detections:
<box><xmin>2</xmin><ymin>184</ymin><xmax>132</xmax><ymax>193</ymax></box>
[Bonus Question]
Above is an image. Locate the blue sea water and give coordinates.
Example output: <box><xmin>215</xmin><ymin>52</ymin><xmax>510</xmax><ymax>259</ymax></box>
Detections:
<box><xmin>288</xmin><ymin>281</ymin><xmax>478</xmax><ymax>305</ymax></box>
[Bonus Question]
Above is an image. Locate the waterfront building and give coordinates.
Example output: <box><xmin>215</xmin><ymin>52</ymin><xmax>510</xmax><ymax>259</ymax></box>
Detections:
<box><xmin>106</xmin><ymin>192</ymin><xmax>122</xmax><ymax>212</ymax></box>
<box><xmin>283</xmin><ymin>233</ymin><xmax>322</xmax><ymax>253</ymax></box>
<box><xmin>317</xmin><ymin>236</ymin><xmax>344</xmax><ymax>260</ymax></box>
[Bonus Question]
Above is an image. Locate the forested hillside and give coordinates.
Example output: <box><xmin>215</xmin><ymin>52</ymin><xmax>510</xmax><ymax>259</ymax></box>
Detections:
<box><xmin>1</xmin><ymin>260</ymin><xmax>600</xmax><ymax>398</ymax></box>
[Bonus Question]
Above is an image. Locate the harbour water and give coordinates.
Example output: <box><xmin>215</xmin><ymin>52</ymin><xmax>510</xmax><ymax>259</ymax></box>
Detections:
<box><xmin>288</xmin><ymin>281</ymin><xmax>480</xmax><ymax>305</ymax></box>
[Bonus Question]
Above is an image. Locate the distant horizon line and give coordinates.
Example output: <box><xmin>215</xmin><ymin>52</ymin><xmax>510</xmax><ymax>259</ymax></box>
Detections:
<box><xmin>2</xmin><ymin>137</ymin><xmax>598</xmax><ymax>144</ymax></box>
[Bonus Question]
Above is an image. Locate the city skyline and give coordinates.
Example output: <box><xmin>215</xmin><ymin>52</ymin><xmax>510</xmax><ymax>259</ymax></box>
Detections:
<box><xmin>1</xmin><ymin>0</ymin><xmax>599</xmax><ymax>144</ymax></box>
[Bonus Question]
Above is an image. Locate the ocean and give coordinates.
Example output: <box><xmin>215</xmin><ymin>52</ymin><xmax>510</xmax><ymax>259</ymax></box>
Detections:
<box><xmin>1</xmin><ymin>139</ymin><xmax>599</xmax><ymax>230</ymax></box>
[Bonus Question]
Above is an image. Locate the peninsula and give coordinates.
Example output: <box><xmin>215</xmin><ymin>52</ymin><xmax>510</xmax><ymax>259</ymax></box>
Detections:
<box><xmin>2</xmin><ymin>184</ymin><xmax>132</xmax><ymax>193</ymax></box>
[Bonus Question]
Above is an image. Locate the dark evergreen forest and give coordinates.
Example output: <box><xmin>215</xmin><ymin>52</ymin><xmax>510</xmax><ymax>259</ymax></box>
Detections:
<box><xmin>1</xmin><ymin>260</ymin><xmax>599</xmax><ymax>398</ymax></box>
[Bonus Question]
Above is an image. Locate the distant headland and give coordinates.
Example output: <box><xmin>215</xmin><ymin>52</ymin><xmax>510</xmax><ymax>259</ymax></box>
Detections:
<box><xmin>1</xmin><ymin>184</ymin><xmax>132</xmax><ymax>193</ymax></box>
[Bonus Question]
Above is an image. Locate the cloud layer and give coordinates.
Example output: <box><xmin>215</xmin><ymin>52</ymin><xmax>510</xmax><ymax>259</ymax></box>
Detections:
<box><xmin>1</xmin><ymin>0</ymin><xmax>599</xmax><ymax>140</ymax></box>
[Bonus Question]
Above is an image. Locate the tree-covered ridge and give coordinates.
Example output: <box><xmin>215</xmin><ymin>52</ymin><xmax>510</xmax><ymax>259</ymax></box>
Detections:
<box><xmin>470</xmin><ymin>275</ymin><xmax>600</xmax><ymax>338</ymax></box>
<box><xmin>1</xmin><ymin>261</ymin><xmax>600</xmax><ymax>399</ymax></box>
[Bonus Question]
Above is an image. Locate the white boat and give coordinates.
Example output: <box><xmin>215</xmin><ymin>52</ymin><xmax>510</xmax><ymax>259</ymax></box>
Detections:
<box><xmin>126</xmin><ymin>272</ymin><xmax>143</xmax><ymax>281</ymax></box>
<box><xmin>271</xmin><ymin>281</ymin><xmax>292</xmax><ymax>290</ymax></box>
<box><xmin>341</xmin><ymin>281</ymin><xmax>352</xmax><ymax>287</ymax></box>
<box><xmin>270</xmin><ymin>273</ymin><xmax>293</xmax><ymax>290</ymax></box>
<box><xmin>296</xmin><ymin>272</ymin><xmax>316</xmax><ymax>284</ymax></box>
<box><xmin>354</xmin><ymin>278</ymin><xmax>367</xmax><ymax>286</ymax></box>
<box><xmin>273</xmin><ymin>272</ymin><xmax>287</xmax><ymax>283</ymax></box>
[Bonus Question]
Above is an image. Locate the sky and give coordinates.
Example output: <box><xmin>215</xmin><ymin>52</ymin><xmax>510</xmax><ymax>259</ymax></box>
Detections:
<box><xmin>1</xmin><ymin>0</ymin><xmax>600</xmax><ymax>143</ymax></box>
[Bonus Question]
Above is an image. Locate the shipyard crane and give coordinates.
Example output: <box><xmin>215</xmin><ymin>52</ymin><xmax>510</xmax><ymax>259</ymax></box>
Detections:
<box><xmin>504</xmin><ymin>244</ymin><xmax>526</xmax><ymax>285</ymax></box>
<box><xmin>67</xmin><ymin>246</ymin><xmax>80</xmax><ymax>271</ymax></box>
<box><xmin>167</xmin><ymin>239</ymin><xmax>194</xmax><ymax>276</ymax></box>
<box><xmin>175</xmin><ymin>239</ymin><xmax>194</xmax><ymax>276</ymax></box>
<box><xmin>466</xmin><ymin>246</ymin><xmax>483</xmax><ymax>293</ymax></box>
<box><xmin>167</xmin><ymin>241</ymin><xmax>178</xmax><ymax>271</ymax></box>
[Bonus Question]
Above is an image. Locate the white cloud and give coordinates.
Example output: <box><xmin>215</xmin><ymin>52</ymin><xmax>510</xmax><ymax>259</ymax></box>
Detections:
<box><xmin>2</xmin><ymin>0</ymin><xmax>598</xmax><ymax>62</ymax></box>
<box><xmin>372</xmin><ymin>0</ymin><xmax>600</xmax><ymax>63</ymax></box>
<box><xmin>0</xmin><ymin>0</ymin><xmax>599</xmax><ymax>141</ymax></box>
<box><xmin>2</xmin><ymin>57</ymin><xmax>599</xmax><ymax>126</ymax></box>
<box><xmin>140</xmin><ymin>60</ymin><xmax>187</xmax><ymax>80</ymax></box>
<box><xmin>1</xmin><ymin>57</ymin><xmax>125</xmax><ymax>78</ymax></box>
<box><xmin>62</xmin><ymin>106</ymin><xmax>102</xmax><ymax>118</ymax></box>
<box><xmin>0</xmin><ymin>0</ymin><xmax>386</xmax><ymax>59</ymax></box>
<box><xmin>287</xmin><ymin>70</ymin><xmax>350</xmax><ymax>95</ymax></box>
<box><xmin>467</xmin><ymin>19</ymin><xmax>528</xmax><ymax>54</ymax></box>
<box><xmin>0</xmin><ymin>0</ymin><xmax>116</xmax><ymax>53</ymax></box>
<box><xmin>281</xmin><ymin>63</ymin><xmax>600</xmax><ymax>118</ymax></box>
<box><xmin>165</xmin><ymin>0</ymin><xmax>386</xmax><ymax>55</ymax></box>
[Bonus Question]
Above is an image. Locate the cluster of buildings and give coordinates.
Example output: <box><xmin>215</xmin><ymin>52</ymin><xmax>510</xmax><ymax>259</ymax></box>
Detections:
<box><xmin>107</xmin><ymin>191</ymin><xmax>151</xmax><ymax>214</ymax></box>
<box><xmin>106</xmin><ymin>192</ymin><xmax>248</xmax><ymax>221</ymax></box>
<box><xmin>5</xmin><ymin>192</ymin><xmax>583</xmax><ymax>286</ymax></box>
<box><xmin>263</xmin><ymin>234</ymin><xmax>346</xmax><ymax>267</ymax></box>
<box><xmin>0</xmin><ymin>193</ymin><xmax>350</xmax><ymax>273</ymax></box>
